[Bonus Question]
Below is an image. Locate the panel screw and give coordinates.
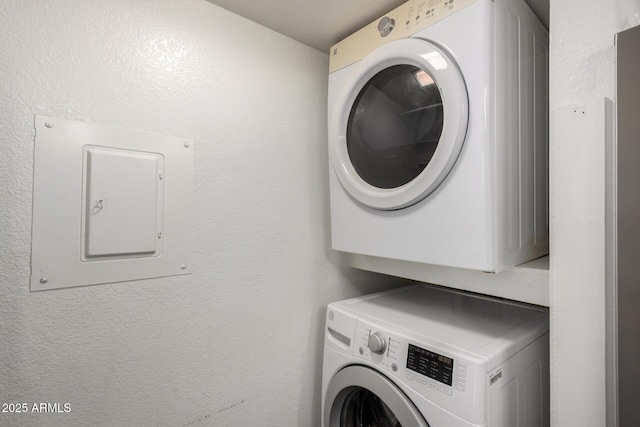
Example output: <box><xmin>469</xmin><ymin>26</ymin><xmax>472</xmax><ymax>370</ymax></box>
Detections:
<box><xmin>44</xmin><ymin>122</ymin><xmax>53</xmax><ymax>128</ymax></box>
<box><xmin>158</xmin><ymin>173</ymin><xmax>163</xmax><ymax>180</ymax></box>
<box><xmin>39</xmin><ymin>277</ymin><xmax>49</xmax><ymax>284</ymax></box>
<box><xmin>183</xmin><ymin>142</ymin><xmax>190</xmax><ymax>148</ymax></box>
<box><xmin>157</xmin><ymin>232</ymin><xmax>162</xmax><ymax>239</ymax></box>
<box><xmin>181</xmin><ymin>264</ymin><xmax>187</xmax><ymax>270</ymax></box>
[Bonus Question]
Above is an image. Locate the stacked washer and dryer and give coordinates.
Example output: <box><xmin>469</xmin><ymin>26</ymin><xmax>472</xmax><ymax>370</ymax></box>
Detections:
<box><xmin>323</xmin><ymin>0</ymin><xmax>550</xmax><ymax>425</ymax></box>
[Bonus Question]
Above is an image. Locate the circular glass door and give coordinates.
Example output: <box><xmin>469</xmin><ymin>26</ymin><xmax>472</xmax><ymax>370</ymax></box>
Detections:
<box><xmin>324</xmin><ymin>365</ymin><xmax>429</xmax><ymax>427</ymax></box>
<box><xmin>347</xmin><ymin>64</ymin><xmax>443</xmax><ymax>190</ymax></box>
<box><xmin>329</xmin><ymin>38</ymin><xmax>468</xmax><ymax>210</ymax></box>
<box><xmin>340</xmin><ymin>387</ymin><xmax>402</xmax><ymax>426</ymax></box>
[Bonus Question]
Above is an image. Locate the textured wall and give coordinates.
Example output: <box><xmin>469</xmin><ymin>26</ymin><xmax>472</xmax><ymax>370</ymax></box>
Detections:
<box><xmin>0</xmin><ymin>1</ymin><xmax>402</xmax><ymax>425</ymax></box>
<box><xmin>549</xmin><ymin>1</ymin><xmax>640</xmax><ymax>426</ymax></box>
<box><xmin>549</xmin><ymin>1</ymin><xmax>615</xmax><ymax>426</ymax></box>
<box><xmin>617</xmin><ymin>0</ymin><xmax>640</xmax><ymax>32</ymax></box>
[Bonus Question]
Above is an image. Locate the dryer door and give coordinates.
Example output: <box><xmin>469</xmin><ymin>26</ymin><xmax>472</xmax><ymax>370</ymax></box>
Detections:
<box><xmin>329</xmin><ymin>38</ymin><xmax>468</xmax><ymax>210</ymax></box>
<box><xmin>324</xmin><ymin>365</ymin><xmax>429</xmax><ymax>427</ymax></box>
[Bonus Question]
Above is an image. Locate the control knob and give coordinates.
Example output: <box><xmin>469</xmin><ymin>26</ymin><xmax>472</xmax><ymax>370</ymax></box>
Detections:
<box><xmin>377</xmin><ymin>16</ymin><xmax>395</xmax><ymax>37</ymax></box>
<box><xmin>368</xmin><ymin>332</ymin><xmax>387</xmax><ymax>355</ymax></box>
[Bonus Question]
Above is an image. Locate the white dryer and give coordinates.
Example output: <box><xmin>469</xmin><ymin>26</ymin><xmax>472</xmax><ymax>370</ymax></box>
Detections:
<box><xmin>322</xmin><ymin>285</ymin><xmax>549</xmax><ymax>426</ymax></box>
<box><xmin>328</xmin><ymin>0</ymin><xmax>549</xmax><ymax>272</ymax></box>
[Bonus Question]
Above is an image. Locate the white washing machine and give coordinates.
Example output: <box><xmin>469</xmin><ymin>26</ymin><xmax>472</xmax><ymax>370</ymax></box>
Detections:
<box><xmin>322</xmin><ymin>285</ymin><xmax>549</xmax><ymax>426</ymax></box>
<box><xmin>328</xmin><ymin>0</ymin><xmax>549</xmax><ymax>272</ymax></box>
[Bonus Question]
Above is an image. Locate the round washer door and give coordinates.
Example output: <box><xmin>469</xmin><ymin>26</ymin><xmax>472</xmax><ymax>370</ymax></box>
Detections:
<box><xmin>324</xmin><ymin>365</ymin><xmax>429</xmax><ymax>427</ymax></box>
<box><xmin>329</xmin><ymin>38</ymin><xmax>468</xmax><ymax>210</ymax></box>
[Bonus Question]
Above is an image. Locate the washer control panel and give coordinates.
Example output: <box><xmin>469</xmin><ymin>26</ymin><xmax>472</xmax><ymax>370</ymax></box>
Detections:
<box><xmin>367</xmin><ymin>331</ymin><xmax>388</xmax><ymax>354</ymax></box>
<box><xmin>406</xmin><ymin>343</ymin><xmax>453</xmax><ymax>386</ymax></box>
<box><xmin>353</xmin><ymin>319</ymin><xmax>478</xmax><ymax>408</ymax></box>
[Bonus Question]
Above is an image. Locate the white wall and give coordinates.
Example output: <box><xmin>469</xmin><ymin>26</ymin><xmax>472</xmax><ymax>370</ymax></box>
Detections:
<box><xmin>617</xmin><ymin>0</ymin><xmax>640</xmax><ymax>32</ymax></box>
<box><xmin>0</xmin><ymin>1</ymin><xmax>404</xmax><ymax>425</ymax></box>
<box><xmin>549</xmin><ymin>2</ymin><xmax>614</xmax><ymax>425</ymax></box>
<box><xmin>550</xmin><ymin>0</ymin><xmax>640</xmax><ymax>426</ymax></box>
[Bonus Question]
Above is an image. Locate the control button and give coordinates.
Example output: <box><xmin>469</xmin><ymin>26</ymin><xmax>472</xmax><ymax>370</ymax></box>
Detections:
<box><xmin>455</xmin><ymin>374</ymin><xmax>466</xmax><ymax>382</ymax></box>
<box><xmin>368</xmin><ymin>332</ymin><xmax>387</xmax><ymax>355</ymax></box>
<box><xmin>377</xmin><ymin>16</ymin><xmax>395</xmax><ymax>37</ymax></box>
<box><xmin>427</xmin><ymin>380</ymin><xmax>438</xmax><ymax>390</ymax></box>
<box><xmin>455</xmin><ymin>379</ymin><xmax>466</xmax><ymax>388</ymax></box>
<box><xmin>454</xmin><ymin>384</ymin><xmax>465</xmax><ymax>391</ymax></box>
<box><xmin>405</xmin><ymin>371</ymin><xmax>416</xmax><ymax>381</ymax></box>
<box><xmin>416</xmin><ymin>376</ymin><xmax>427</xmax><ymax>385</ymax></box>
<box><xmin>457</xmin><ymin>361</ymin><xmax>467</xmax><ymax>367</ymax></box>
<box><xmin>440</xmin><ymin>386</ymin><xmax>452</xmax><ymax>396</ymax></box>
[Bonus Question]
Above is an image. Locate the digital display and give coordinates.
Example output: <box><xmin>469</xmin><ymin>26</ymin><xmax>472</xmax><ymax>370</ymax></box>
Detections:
<box><xmin>406</xmin><ymin>344</ymin><xmax>454</xmax><ymax>386</ymax></box>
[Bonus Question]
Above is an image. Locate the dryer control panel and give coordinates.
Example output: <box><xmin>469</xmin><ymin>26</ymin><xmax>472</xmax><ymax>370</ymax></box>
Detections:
<box><xmin>353</xmin><ymin>318</ymin><xmax>483</xmax><ymax>420</ymax></box>
<box><xmin>329</xmin><ymin>0</ymin><xmax>478</xmax><ymax>73</ymax></box>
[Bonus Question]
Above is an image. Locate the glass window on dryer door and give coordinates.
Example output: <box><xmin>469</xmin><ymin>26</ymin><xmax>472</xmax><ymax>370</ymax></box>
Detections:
<box><xmin>347</xmin><ymin>65</ymin><xmax>444</xmax><ymax>189</ymax></box>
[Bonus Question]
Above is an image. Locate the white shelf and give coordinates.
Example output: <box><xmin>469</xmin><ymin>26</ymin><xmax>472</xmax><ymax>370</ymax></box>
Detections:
<box><xmin>344</xmin><ymin>254</ymin><xmax>550</xmax><ymax>307</ymax></box>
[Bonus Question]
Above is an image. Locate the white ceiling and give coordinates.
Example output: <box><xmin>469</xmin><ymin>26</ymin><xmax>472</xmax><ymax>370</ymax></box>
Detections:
<box><xmin>205</xmin><ymin>0</ymin><xmax>549</xmax><ymax>53</ymax></box>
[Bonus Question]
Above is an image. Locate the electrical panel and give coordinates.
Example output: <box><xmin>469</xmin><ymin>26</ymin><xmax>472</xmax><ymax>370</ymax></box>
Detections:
<box><xmin>31</xmin><ymin>115</ymin><xmax>193</xmax><ymax>291</ymax></box>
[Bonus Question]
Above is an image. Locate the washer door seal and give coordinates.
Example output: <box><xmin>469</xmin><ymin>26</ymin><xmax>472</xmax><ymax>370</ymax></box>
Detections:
<box><xmin>324</xmin><ymin>365</ymin><xmax>429</xmax><ymax>427</ymax></box>
<box><xmin>329</xmin><ymin>38</ymin><xmax>469</xmax><ymax>210</ymax></box>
